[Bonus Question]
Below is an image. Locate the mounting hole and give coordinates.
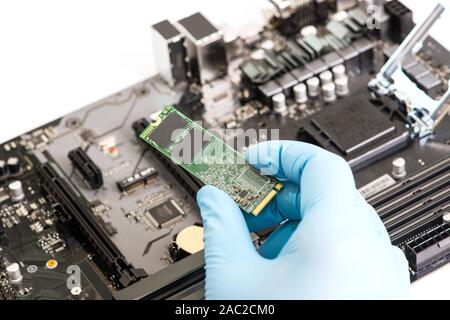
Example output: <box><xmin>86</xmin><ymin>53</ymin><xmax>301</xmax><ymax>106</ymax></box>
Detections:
<box><xmin>66</xmin><ymin>117</ymin><xmax>82</xmax><ymax>129</ymax></box>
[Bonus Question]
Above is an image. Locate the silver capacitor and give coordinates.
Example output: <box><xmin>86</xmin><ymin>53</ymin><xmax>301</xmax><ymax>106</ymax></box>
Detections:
<box><xmin>9</xmin><ymin>181</ymin><xmax>24</xmax><ymax>202</ymax></box>
<box><xmin>335</xmin><ymin>76</ymin><xmax>350</xmax><ymax>96</ymax></box>
<box><xmin>319</xmin><ymin>70</ymin><xmax>333</xmax><ymax>85</ymax></box>
<box><xmin>293</xmin><ymin>83</ymin><xmax>308</xmax><ymax>104</ymax></box>
<box><xmin>6</xmin><ymin>263</ymin><xmax>23</xmax><ymax>285</ymax></box>
<box><xmin>272</xmin><ymin>93</ymin><xmax>287</xmax><ymax>114</ymax></box>
<box><xmin>332</xmin><ymin>64</ymin><xmax>346</xmax><ymax>80</ymax></box>
<box><xmin>306</xmin><ymin>77</ymin><xmax>320</xmax><ymax>98</ymax></box>
<box><xmin>322</xmin><ymin>82</ymin><xmax>337</xmax><ymax>103</ymax></box>
<box><xmin>392</xmin><ymin>157</ymin><xmax>407</xmax><ymax>179</ymax></box>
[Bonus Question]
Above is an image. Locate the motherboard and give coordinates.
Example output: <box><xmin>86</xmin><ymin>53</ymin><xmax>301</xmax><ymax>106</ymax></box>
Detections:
<box><xmin>0</xmin><ymin>0</ymin><xmax>449</xmax><ymax>300</ymax></box>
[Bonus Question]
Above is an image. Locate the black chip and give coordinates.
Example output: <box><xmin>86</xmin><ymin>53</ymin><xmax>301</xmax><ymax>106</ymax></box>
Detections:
<box><xmin>171</xmin><ymin>127</ymin><xmax>211</xmax><ymax>164</ymax></box>
<box><xmin>312</xmin><ymin>96</ymin><xmax>395</xmax><ymax>155</ymax></box>
<box><xmin>147</xmin><ymin>200</ymin><xmax>184</xmax><ymax>228</ymax></box>
<box><xmin>239</xmin><ymin>190</ymin><xmax>248</xmax><ymax>198</ymax></box>
<box><xmin>148</xmin><ymin>112</ymin><xmax>188</xmax><ymax>148</ymax></box>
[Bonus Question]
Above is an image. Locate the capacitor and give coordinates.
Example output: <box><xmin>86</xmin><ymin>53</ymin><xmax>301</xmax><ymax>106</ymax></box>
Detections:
<box><xmin>319</xmin><ymin>70</ymin><xmax>333</xmax><ymax>85</ymax></box>
<box><xmin>392</xmin><ymin>157</ymin><xmax>407</xmax><ymax>179</ymax></box>
<box><xmin>293</xmin><ymin>83</ymin><xmax>308</xmax><ymax>104</ymax></box>
<box><xmin>335</xmin><ymin>76</ymin><xmax>350</xmax><ymax>96</ymax></box>
<box><xmin>261</xmin><ymin>40</ymin><xmax>274</xmax><ymax>51</ymax></box>
<box><xmin>306</xmin><ymin>77</ymin><xmax>320</xmax><ymax>98</ymax></box>
<box><xmin>332</xmin><ymin>64</ymin><xmax>347</xmax><ymax>80</ymax></box>
<box><xmin>7</xmin><ymin>157</ymin><xmax>20</xmax><ymax>175</ymax></box>
<box><xmin>322</xmin><ymin>82</ymin><xmax>337</xmax><ymax>103</ymax></box>
<box><xmin>251</xmin><ymin>49</ymin><xmax>266</xmax><ymax>61</ymax></box>
<box><xmin>70</xmin><ymin>286</ymin><xmax>83</xmax><ymax>300</ymax></box>
<box><xmin>6</xmin><ymin>263</ymin><xmax>23</xmax><ymax>285</ymax></box>
<box><xmin>443</xmin><ymin>212</ymin><xmax>450</xmax><ymax>223</ymax></box>
<box><xmin>301</xmin><ymin>25</ymin><xmax>318</xmax><ymax>37</ymax></box>
<box><xmin>272</xmin><ymin>93</ymin><xmax>287</xmax><ymax>114</ymax></box>
<box><xmin>0</xmin><ymin>160</ymin><xmax>7</xmax><ymax>178</ymax></box>
<box><xmin>9</xmin><ymin>181</ymin><xmax>25</xmax><ymax>202</ymax></box>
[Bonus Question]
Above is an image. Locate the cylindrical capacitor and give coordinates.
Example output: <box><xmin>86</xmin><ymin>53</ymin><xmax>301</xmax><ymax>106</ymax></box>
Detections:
<box><xmin>301</xmin><ymin>25</ymin><xmax>318</xmax><ymax>37</ymax></box>
<box><xmin>332</xmin><ymin>64</ymin><xmax>346</xmax><ymax>80</ymax></box>
<box><xmin>6</xmin><ymin>263</ymin><xmax>23</xmax><ymax>285</ymax></box>
<box><xmin>392</xmin><ymin>157</ymin><xmax>407</xmax><ymax>179</ymax></box>
<box><xmin>335</xmin><ymin>76</ymin><xmax>350</xmax><ymax>96</ymax></box>
<box><xmin>70</xmin><ymin>287</ymin><xmax>84</xmax><ymax>300</ymax></box>
<box><xmin>319</xmin><ymin>70</ymin><xmax>333</xmax><ymax>85</ymax></box>
<box><xmin>272</xmin><ymin>93</ymin><xmax>287</xmax><ymax>114</ymax></box>
<box><xmin>322</xmin><ymin>82</ymin><xmax>337</xmax><ymax>103</ymax></box>
<box><xmin>9</xmin><ymin>181</ymin><xmax>25</xmax><ymax>202</ymax></box>
<box><xmin>7</xmin><ymin>157</ymin><xmax>20</xmax><ymax>175</ymax></box>
<box><xmin>0</xmin><ymin>160</ymin><xmax>7</xmax><ymax>178</ymax></box>
<box><xmin>293</xmin><ymin>83</ymin><xmax>308</xmax><ymax>104</ymax></box>
<box><xmin>306</xmin><ymin>77</ymin><xmax>320</xmax><ymax>98</ymax></box>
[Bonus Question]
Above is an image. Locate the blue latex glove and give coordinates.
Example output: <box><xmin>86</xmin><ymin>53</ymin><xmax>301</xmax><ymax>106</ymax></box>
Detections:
<box><xmin>197</xmin><ymin>141</ymin><xmax>410</xmax><ymax>299</ymax></box>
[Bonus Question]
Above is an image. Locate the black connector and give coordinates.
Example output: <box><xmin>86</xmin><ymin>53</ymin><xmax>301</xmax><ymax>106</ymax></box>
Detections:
<box><xmin>384</xmin><ymin>0</ymin><xmax>414</xmax><ymax>43</ymax></box>
<box><xmin>34</xmin><ymin>158</ymin><xmax>147</xmax><ymax>287</ymax></box>
<box><xmin>68</xmin><ymin>148</ymin><xmax>103</xmax><ymax>189</ymax></box>
<box><xmin>368</xmin><ymin>157</ymin><xmax>450</xmax><ymax>280</ymax></box>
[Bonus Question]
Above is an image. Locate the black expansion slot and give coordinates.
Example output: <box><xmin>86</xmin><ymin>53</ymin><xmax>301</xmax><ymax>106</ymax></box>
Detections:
<box><xmin>367</xmin><ymin>157</ymin><xmax>450</xmax><ymax>279</ymax></box>
<box><xmin>33</xmin><ymin>155</ymin><xmax>147</xmax><ymax>287</ymax></box>
<box><xmin>68</xmin><ymin>147</ymin><xmax>103</xmax><ymax>189</ymax></box>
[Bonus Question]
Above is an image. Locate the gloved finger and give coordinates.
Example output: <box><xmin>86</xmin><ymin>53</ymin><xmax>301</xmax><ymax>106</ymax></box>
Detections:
<box><xmin>391</xmin><ymin>246</ymin><xmax>411</xmax><ymax>295</ymax></box>
<box><xmin>197</xmin><ymin>185</ymin><xmax>259</xmax><ymax>265</ymax></box>
<box><xmin>244</xmin><ymin>182</ymin><xmax>301</xmax><ymax>232</ymax></box>
<box><xmin>258</xmin><ymin>221</ymin><xmax>299</xmax><ymax>259</ymax></box>
<box><xmin>246</xmin><ymin>141</ymin><xmax>357</xmax><ymax>218</ymax></box>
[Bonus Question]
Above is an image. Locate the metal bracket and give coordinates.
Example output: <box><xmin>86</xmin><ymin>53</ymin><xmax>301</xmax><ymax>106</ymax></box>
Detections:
<box><xmin>369</xmin><ymin>3</ymin><xmax>450</xmax><ymax>138</ymax></box>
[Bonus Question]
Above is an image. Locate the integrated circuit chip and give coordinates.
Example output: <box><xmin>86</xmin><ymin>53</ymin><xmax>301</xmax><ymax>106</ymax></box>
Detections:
<box><xmin>146</xmin><ymin>199</ymin><xmax>184</xmax><ymax>228</ymax></box>
<box><xmin>147</xmin><ymin>112</ymin><xmax>188</xmax><ymax>148</ymax></box>
<box><xmin>139</xmin><ymin>105</ymin><xmax>283</xmax><ymax>216</ymax></box>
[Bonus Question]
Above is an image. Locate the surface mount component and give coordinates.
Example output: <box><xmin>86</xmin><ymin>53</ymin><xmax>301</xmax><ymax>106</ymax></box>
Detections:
<box><xmin>369</xmin><ymin>3</ymin><xmax>450</xmax><ymax>138</ymax></box>
<box><xmin>152</xmin><ymin>20</ymin><xmax>187</xmax><ymax>86</ymax></box>
<box><xmin>177</xmin><ymin>12</ymin><xmax>228</xmax><ymax>84</ymax></box>
<box><xmin>146</xmin><ymin>199</ymin><xmax>185</xmax><ymax>228</ymax></box>
<box><xmin>139</xmin><ymin>105</ymin><xmax>283</xmax><ymax>216</ymax></box>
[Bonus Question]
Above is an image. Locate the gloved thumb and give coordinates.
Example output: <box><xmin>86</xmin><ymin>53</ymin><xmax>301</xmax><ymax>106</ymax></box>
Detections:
<box><xmin>197</xmin><ymin>186</ymin><xmax>258</xmax><ymax>266</ymax></box>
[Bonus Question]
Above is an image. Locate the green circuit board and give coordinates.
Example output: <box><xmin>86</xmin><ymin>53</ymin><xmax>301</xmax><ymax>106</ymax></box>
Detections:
<box><xmin>139</xmin><ymin>105</ymin><xmax>282</xmax><ymax>215</ymax></box>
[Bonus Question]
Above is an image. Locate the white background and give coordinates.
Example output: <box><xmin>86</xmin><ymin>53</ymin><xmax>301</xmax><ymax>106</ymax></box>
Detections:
<box><xmin>0</xmin><ymin>0</ymin><xmax>449</xmax><ymax>299</ymax></box>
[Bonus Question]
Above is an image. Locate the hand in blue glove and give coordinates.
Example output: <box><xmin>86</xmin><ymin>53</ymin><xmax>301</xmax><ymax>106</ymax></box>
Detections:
<box><xmin>197</xmin><ymin>141</ymin><xmax>410</xmax><ymax>299</ymax></box>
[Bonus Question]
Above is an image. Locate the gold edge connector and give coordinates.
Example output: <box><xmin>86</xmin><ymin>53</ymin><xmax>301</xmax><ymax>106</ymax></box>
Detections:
<box><xmin>252</xmin><ymin>189</ymin><xmax>278</xmax><ymax>216</ymax></box>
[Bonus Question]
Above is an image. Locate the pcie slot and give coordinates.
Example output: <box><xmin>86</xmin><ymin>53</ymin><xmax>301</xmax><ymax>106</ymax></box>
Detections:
<box><xmin>368</xmin><ymin>157</ymin><xmax>450</xmax><ymax>207</ymax></box>
<box><xmin>35</xmin><ymin>160</ymin><xmax>147</xmax><ymax>287</ymax></box>
<box><xmin>377</xmin><ymin>173</ymin><xmax>450</xmax><ymax>219</ymax></box>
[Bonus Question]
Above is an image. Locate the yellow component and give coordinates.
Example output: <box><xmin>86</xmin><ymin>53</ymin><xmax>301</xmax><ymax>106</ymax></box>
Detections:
<box><xmin>252</xmin><ymin>189</ymin><xmax>279</xmax><ymax>216</ymax></box>
<box><xmin>274</xmin><ymin>183</ymin><xmax>284</xmax><ymax>191</ymax></box>
<box><xmin>46</xmin><ymin>259</ymin><xmax>58</xmax><ymax>270</ymax></box>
